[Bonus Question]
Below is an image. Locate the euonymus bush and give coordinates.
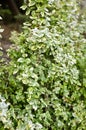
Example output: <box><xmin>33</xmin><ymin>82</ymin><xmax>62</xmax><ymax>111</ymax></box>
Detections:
<box><xmin>0</xmin><ymin>0</ymin><xmax>86</xmax><ymax>129</ymax></box>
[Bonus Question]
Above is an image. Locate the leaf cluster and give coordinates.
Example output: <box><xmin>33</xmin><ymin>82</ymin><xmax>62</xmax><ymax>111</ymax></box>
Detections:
<box><xmin>0</xmin><ymin>0</ymin><xmax>86</xmax><ymax>130</ymax></box>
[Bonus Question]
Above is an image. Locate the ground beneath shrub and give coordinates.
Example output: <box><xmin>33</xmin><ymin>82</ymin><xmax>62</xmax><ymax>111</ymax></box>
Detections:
<box><xmin>0</xmin><ymin>21</ymin><xmax>20</xmax><ymax>61</ymax></box>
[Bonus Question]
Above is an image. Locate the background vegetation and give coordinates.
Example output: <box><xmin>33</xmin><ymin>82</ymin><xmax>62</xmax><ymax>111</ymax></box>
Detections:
<box><xmin>0</xmin><ymin>0</ymin><xmax>86</xmax><ymax>130</ymax></box>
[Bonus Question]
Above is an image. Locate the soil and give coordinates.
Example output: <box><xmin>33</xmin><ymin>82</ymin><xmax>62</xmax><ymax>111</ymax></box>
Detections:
<box><xmin>0</xmin><ymin>21</ymin><xmax>20</xmax><ymax>62</ymax></box>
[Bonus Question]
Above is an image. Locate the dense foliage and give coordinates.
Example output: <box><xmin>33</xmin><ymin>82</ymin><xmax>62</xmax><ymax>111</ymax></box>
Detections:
<box><xmin>0</xmin><ymin>0</ymin><xmax>86</xmax><ymax>129</ymax></box>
